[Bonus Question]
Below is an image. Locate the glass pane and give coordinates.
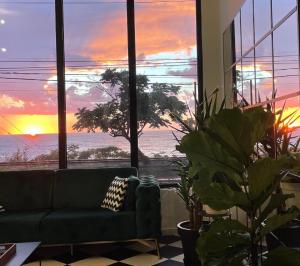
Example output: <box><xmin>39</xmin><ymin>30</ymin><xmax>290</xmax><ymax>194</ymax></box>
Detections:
<box><xmin>235</xmin><ymin>63</ymin><xmax>243</xmax><ymax>105</ymax></box>
<box><xmin>64</xmin><ymin>1</ymin><xmax>130</xmax><ymax>168</ymax></box>
<box><xmin>241</xmin><ymin>0</ymin><xmax>254</xmax><ymax>55</ymax></box>
<box><xmin>272</xmin><ymin>0</ymin><xmax>296</xmax><ymax>26</ymax></box>
<box><xmin>135</xmin><ymin>0</ymin><xmax>196</xmax><ymax>182</ymax></box>
<box><xmin>275</xmin><ymin>98</ymin><xmax>300</xmax><ymax>140</ymax></box>
<box><xmin>254</xmin><ymin>0</ymin><xmax>271</xmax><ymax>41</ymax></box>
<box><xmin>0</xmin><ymin>0</ymin><xmax>58</xmax><ymax>170</ymax></box>
<box><xmin>255</xmin><ymin>36</ymin><xmax>274</xmax><ymax>103</ymax></box>
<box><xmin>223</xmin><ymin>24</ymin><xmax>234</xmax><ymax>71</ymax></box>
<box><xmin>225</xmin><ymin>69</ymin><xmax>234</xmax><ymax>107</ymax></box>
<box><xmin>273</xmin><ymin>12</ymin><xmax>299</xmax><ymax>98</ymax></box>
<box><xmin>234</xmin><ymin>12</ymin><xmax>242</xmax><ymax>61</ymax></box>
<box><xmin>242</xmin><ymin>51</ymin><xmax>255</xmax><ymax>105</ymax></box>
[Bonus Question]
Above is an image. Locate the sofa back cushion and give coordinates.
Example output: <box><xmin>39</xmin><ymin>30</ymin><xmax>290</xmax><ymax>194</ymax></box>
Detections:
<box><xmin>53</xmin><ymin>168</ymin><xmax>138</xmax><ymax>209</ymax></box>
<box><xmin>0</xmin><ymin>170</ymin><xmax>54</xmax><ymax>211</ymax></box>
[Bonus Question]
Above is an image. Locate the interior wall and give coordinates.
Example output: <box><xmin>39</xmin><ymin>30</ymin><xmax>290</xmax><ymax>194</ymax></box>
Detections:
<box><xmin>201</xmin><ymin>0</ymin><xmax>245</xmax><ymax>104</ymax></box>
<box><xmin>218</xmin><ymin>0</ymin><xmax>246</xmax><ymax>104</ymax></box>
<box><xmin>201</xmin><ymin>1</ymin><xmax>222</xmax><ymax>99</ymax></box>
<box><xmin>219</xmin><ymin>0</ymin><xmax>246</xmax><ymax>33</ymax></box>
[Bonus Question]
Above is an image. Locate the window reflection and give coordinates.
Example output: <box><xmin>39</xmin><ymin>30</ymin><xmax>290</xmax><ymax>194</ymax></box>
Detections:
<box><xmin>241</xmin><ymin>0</ymin><xmax>254</xmax><ymax>55</ymax></box>
<box><xmin>224</xmin><ymin>0</ymin><xmax>299</xmax><ymax>112</ymax></box>
<box><xmin>254</xmin><ymin>0</ymin><xmax>271</xmax><ymax>41</ymax></box>
<box><xmin>273</xmin><ymin>12</ymin><xmax>299</xmax><ymax>98</ymax></box>
<box><xmin>272</xmin><ymin>0</ymin><xmax>296</xmax><ymax>26</ymax></box>
<box><xmin>255</xmin><ymin>36</ymin><xmax>273</xmax><ymax>102</ymax></box>
<box><xmin>242</xmin><ymin>51</ymin><xmax>255</xmax><ymax>105</ymax></box>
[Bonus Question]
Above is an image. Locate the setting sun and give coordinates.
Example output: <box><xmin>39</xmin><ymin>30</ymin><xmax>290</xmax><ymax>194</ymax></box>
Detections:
<box><xmin>24</xmin><ymin>125</ymin><xmax>43</xmax><ymax>136</ymax></box>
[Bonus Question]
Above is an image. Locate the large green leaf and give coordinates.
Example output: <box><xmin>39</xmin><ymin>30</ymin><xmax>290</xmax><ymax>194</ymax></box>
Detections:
<box><xmin>248</xmin><ymin>157</ymin><xmax>289</xmax><ymax>201</ymax></box>
<box><xmin>207</xmin><ymin>108</ymin><xmax>253</xmax><ymax>163</ymax></box>
<box><xmin>178</xmin><ymin>131</ymin><xmax>243</xmax><ymax>185</ymax></box>
<box><xmin>263</xmin><ymin>247</ymin><xmax>300</xmax><ymax>266</ymax></box>
<box><xmin>244</xmin><ymin>107</ymin><xmax>274</xmax><ymax>146</ymax></box>
<box><xmin>193</xmin><ymin>171</ymin><xmax>251</xmax><ymax>211</ymax></box>
<box><xmin>260</xmin><ymin>206</ymin><xmax>300</xmax><ymax>239</ymax></box>
<box><xmin>197</xmin><ymin>219</ymin><xmax>250</xmax><ymax>266</ymax></box>
<box><xmin>208</xmin><ymin>107</ymin><xmax>273</xmax><ymax>163</ymax></box>
<box><xmin>254</xmin><ymin>193</ymin><xmax>295</xmax><ymax>231</ymax></box>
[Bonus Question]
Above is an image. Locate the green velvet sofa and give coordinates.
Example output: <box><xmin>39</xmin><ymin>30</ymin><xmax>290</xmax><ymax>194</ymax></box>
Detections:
<box><xmin>0</xmin><ymin>168</ymin><xmax>161</xmax><ymax>246</ymax></box>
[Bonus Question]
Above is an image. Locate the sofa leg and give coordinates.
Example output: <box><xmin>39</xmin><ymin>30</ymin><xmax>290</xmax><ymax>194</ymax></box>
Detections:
<box><xmin>70</xmin><ymin>244</ymin><xmax>74</xmax><ymax>256</ymax></box>
<box><xmin>154</xmin><ymin>239</ymin><xmax>161</xmax><ymax>259</ymax></box>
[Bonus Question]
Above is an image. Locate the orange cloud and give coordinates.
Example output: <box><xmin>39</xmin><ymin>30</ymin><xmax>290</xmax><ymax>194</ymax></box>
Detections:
<box><xmin>86</xmin><ymin>2</ymin><xmax>196</xmax><ymax>60</ymax></box>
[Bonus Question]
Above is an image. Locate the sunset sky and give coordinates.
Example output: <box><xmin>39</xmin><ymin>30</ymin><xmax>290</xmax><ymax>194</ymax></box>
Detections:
<box><xmin>0</xmin><ymin>0</ymin><xmax>197</xmax><ymax>135</ymax></box>
<box><xmin>0</xmin><ymin>0</ymin><xmax>299</xmax><ymax>136</ymax></box>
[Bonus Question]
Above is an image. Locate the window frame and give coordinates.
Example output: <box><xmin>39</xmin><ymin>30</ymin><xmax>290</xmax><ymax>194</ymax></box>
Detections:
<box><xmin>54</xmin><ymin>0</ymin><xmax>203</xmax><ymax>170</ymax></box>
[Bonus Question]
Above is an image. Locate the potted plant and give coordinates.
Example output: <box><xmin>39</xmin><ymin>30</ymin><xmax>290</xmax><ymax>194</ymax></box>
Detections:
<box><xmin>178</xmin><ymin>106</ymin><xmax>300</xmax><ymax>266</ymax></box>
<box><xmin>261</xmin><ymin>103</ymin><xmax>300</xmax><ymax>250</ymax></box>
<box><xmin>172</xmin><ymin>89</ymin><xmax>225</xmax><ymax>266</ymax></box>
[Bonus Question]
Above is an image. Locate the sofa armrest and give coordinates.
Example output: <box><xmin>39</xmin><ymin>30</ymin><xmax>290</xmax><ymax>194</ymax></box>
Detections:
<box><xmin>135</xmin><ymin>176</ymin><xmax>161</xmax><ymax>239</ymax></box>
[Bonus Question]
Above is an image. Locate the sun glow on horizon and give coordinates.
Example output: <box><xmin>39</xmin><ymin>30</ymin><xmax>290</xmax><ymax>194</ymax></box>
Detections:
<box><xmin>0</xmin><ymin>114</ymin><xmax>79</xmax><ymax>135</ymax></box>
<box><xmin>24</xmin><ymin>125</ymin><xmax>43</xmax><ymax>136</ymax></box>
<box><xmin>278</xmin><ymin>106</ymin><xmax>300</xmax><ymax>129</ymax></box>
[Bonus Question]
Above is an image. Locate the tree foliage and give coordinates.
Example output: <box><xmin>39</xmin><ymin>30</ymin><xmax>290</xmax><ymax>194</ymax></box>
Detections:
<box><xmin>73</xmin><ymin>69</ymin><xmax>187</xmax><ymax>145</ymax></box>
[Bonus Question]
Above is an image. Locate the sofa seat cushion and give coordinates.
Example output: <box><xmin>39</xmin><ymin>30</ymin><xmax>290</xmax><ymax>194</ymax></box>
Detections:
<box><xmin>40</xmin><ymin>209</ymin><xmax>136</xmax><ymax>244</ymax></box>
<box><xmin>0</xmin><ymin>211</ymin><xmax>49</xmax><ymax>243</ymax></box>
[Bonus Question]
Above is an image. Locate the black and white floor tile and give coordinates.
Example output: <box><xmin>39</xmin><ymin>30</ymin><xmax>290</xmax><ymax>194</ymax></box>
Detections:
<box><xmin>24</xmin><ymin>236</ymin><xmax>185</xmax><ymax>266</ymax></box>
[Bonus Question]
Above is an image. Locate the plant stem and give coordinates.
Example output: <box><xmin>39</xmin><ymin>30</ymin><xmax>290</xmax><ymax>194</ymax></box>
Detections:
<box><xmin>250</xmin><ymin>214</ymin><xmax>258</xmax><ymax>266</ymax></box>
<box><xmin>194</xmin><ymin>201</ymin><xmax>203</xmax><ymax>231</ymax></box>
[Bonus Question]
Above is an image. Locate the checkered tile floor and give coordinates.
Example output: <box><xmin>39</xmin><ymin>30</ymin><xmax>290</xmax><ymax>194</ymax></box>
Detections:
<box><xmin>24</xmin><ymin>236</ymin><xmax>184</xmax><ymax>266</ymax></box>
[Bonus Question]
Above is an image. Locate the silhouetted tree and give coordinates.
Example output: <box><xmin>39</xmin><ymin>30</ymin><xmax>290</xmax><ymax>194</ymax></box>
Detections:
<box><xmin>73</xmin><ymin>69</ymin><xmax>188</xmax><ymax>159</ymax></box>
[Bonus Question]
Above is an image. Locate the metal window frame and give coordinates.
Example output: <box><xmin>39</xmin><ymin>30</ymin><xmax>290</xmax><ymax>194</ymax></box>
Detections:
<box><xmin>225</xmin><ymin>0</ymin><xmax>299</xmax><ymax>108</ymax></box>
<box><xmin>55</xmin><ymin>0</ymin><xmax>67</xmax><ymax>169</ymax></box>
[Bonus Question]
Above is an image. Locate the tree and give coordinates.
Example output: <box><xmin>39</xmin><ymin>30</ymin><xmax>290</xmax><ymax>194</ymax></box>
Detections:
<box><xmin>73</xmin><ymin>69</ymin><xmax>188</xmax><ymax>159</ymax></box>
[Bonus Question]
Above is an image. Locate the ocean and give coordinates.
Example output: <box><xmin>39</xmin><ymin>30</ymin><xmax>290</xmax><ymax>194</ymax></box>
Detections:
<box><xmin>1</xmin><ymin>129</ymin><xmax>299</xmax><ymax>162</ymax></box>
<box><xmin>0</xmin><ymin>130</ymin><xmax>183</xmax><ymax>162</ymax></box>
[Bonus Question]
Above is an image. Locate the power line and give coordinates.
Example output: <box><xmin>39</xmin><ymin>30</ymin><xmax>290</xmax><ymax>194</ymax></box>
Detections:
<box><xmin>0</xmin><ymin>75</ymin><xmax>195</xmax><ymax>85</ymax></box>
<box><xmin>0</xmin><ymin>0</ymin><xmax>195</xmax><ymax>4</ymax></box>
<box><xmin>0</xmin><ymin>58</ymin><xmax>196</xmax><ymax>62</ymax></box>
<box><xmin>0</xmin><ymin>64</ymin><xmax>197</xmax><ymax>70</ymax></box>
<box><xmin>0</xmin><ymin>71</ymin><xmax>197</xmax><ymax>77</ymax></box>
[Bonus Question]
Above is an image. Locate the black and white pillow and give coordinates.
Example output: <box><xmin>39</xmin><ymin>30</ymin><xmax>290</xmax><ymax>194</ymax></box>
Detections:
<box><xmin>0</xmin><ymin>205</ymin><xmax>5</xmax><ymax>213</ymax></box>
<box><xmin>101</xmin><ymin>177</ymin><xmax>129</xmax><ymax>212</ymax></box>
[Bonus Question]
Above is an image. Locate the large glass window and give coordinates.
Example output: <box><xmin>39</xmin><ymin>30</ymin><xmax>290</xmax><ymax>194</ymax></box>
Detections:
<box><xmin>224</xmin><ymin>0</ymin><xmax>300</xmax><ymax>114</ymax></box>
<box><xmin>0</xmin><ymin>0</ymin><xmax>58</xmax><ymax>170</ymax></box>
<box><xmin>135</xmin><ymin>0</ymin><xmax>196</xmax><ymax>181</ymax></box>
<box><xmin>0</xmin><ymin>0</ymin><xmax>199</xmax><ymax>182</ymax></box>
<box><xmin>64</xmin><ymin>1</ymin><xmax>130</xmax><ymax>168</ymax></box>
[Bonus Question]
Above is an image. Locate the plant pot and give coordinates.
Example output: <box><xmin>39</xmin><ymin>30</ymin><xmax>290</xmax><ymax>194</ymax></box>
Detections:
<box><xmin>177</xmin><ymin>220</ymin><xmax>206</xmax><ymax>266</ymax></box>
<box><xmin>266</xmin><ymin>219</ymin><xmax>300</xmax><ymax>250</ymax></box>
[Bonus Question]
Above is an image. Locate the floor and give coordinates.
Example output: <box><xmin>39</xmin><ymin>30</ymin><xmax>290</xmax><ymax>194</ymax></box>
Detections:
<box><xmin>24</xmin><ymin>236</ymin><xmax>185</xmax><ymax>266</ymax></box>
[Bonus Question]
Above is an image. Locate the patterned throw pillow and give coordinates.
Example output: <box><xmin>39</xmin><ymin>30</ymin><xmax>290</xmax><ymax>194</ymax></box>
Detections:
<box><xmin>101</xmin><ymin>176</ymin><xmax>129</xmax><ymax>212</ymax></box>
